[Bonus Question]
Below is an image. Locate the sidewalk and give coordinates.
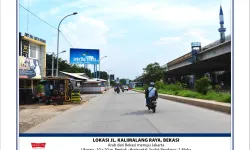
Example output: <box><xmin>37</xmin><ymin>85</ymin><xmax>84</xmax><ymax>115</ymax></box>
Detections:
<box><xmin>132</xmin><ymin>89</ymin><xmax>231</xmax><ymax>114</ymax></box>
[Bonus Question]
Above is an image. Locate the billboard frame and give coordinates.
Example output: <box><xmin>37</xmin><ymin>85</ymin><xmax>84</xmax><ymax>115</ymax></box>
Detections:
<box><xmin>69</xmin><ymin>48</ymin><xmax>100</xmax><ymax>65</ymax></box>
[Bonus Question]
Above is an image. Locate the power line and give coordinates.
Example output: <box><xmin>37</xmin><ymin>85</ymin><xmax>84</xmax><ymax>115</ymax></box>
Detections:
<box><xmin>60</xmin><ymin>31</ymin><xmax>73</xmax><ymax>47</ymax></box>
<box><xmin>19</xmin><ymin>4</ymin><xmax>57</xmax><ymax>30</ymax></box>
<box><xmin>19</xmin><ymin>4</ymin><xmax>74</xmax><ymax>47</ymax></box>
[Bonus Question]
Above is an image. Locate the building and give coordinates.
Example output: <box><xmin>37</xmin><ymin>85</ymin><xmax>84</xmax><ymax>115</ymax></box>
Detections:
<box><xmin>59</xmin><ymin>71</ymin><xmax>108</xmax><ymax>93</ymax></box>
<box><xmin>110</xmin><ymin>74</ymin><xmax>115</xmax><ymax>81</ymax></box>
<box><xmin>19</xmin><ymin>32</ymin><xmax>47</xmax><ymax>104</ymax></box>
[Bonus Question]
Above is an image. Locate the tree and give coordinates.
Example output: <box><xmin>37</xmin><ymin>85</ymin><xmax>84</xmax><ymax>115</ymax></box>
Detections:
<box><xmin>119</xmin><ymin>79</ymin><xmax>126</xmax><ymax>85</ymax></box>
<box><xmin>110</xmin><ymin>81</ymin><xmax>116</xmax><ymax>86</ymax></box>
<box><xmin>46</xmin><ymin>54</ymin><xmax>92</xmax><ymax>78</ymax></box>
<box><xmin>143</xmin><ymin>62</ymin><xmax>164</xmax><ymax>83</ymax></box>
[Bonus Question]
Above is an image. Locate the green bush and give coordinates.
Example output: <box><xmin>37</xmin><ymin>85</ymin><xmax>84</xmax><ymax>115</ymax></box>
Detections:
<box><xmin>213</xmin><ymin>85</ymin><xmax>221</xmax><ymax>92</ymax></box>
<box><xmin>134</xmin><ymin>81</ymin><xmax>231</xmax><ymax>103</ymax></box>
<box><xmin>164</xmin><ymin>82</ymin><xmax>183</xmax><ymax>91</ymax></box>
<box><xmin>36</xmin><ymin>84</ymin><xmax>44</xmax><ymax>93</ymax></box>
<box><xmin>202</xmin><ymin>91</ymin><xmax>231</xmax><ymax>103</ymax></box>
<box><xmin>177</xmin><ymin>90</ymin><xmax>201</xmax><ymax>98</ymax></box>
<box><xmin>182</xmin><ymin>83</ymin><xmax>188</xmax><ymax>89</ymax></box>
<box><xmin>195</xmin><ymin>76</ymin><xmax>211</xmax><ymax>95</ymax></box>
<box><xmin>155</xmin><ymin>81</ymin><xmax>165</xmax><ymax>89</ymax></box>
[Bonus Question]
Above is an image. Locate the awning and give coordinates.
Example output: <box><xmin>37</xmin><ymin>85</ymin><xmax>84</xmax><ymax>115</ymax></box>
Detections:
<box><xmin>60</xmin><ymin>71</ymin><xmax>88</xmax><ymax>80</ymax></box>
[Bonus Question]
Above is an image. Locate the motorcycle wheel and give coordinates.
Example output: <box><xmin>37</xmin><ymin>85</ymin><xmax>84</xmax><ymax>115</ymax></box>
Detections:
<box><xmin>46</xmin><ymin>99</ymin><xmax>51</xmax><ymax>105</ymax></box>
<box><xmin>152</xmin><ymin>106</ymin><xmax>156</xmax><ymax>113</ymax></box>
<box><xmin>58</xmin><ymin>98</ymin><xmax>64</xmax><ymax>105</ymax></box>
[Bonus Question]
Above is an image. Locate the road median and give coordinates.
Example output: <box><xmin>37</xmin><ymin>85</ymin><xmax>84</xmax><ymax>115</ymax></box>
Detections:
<box><xmin>132</xmin><ymin>89</ymin><xmax>231</xmax><ymax>114</ymax></box>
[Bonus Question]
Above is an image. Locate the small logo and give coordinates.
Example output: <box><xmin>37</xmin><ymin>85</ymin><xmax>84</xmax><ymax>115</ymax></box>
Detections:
<box><xmin>31</xmin><ymin>143</ymin><xmax>46</xmax><ymax>149</ymax></box>
<box><xmin>82</xmin><ymin>52</ymin><xmax>89</xmax><ymax>57</ymax></box>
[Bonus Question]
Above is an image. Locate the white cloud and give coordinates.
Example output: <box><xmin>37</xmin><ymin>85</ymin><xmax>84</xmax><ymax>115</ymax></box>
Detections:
<box><xmin>183</xmin><ymin>28</ymin><xmax>213</xmax><ymax>45</ymax></box>
<box><xmin>60</xmin><ymin>16</ymin><xmax>109</xmax><ymax>48</ymax></box>
<box><xmin>78</xmin><ymin>1</ymin><xmax>231</xmax><ymax>29</ymax></box>
<box><xmin>49</xmin><ymin>7</ymin><xmax>60</xmax><ymax>15</ymax></box>
<box><xmin>154</xmin><ymin>28</ymin><xmax>213</xmax><ymax>48</ymax></box>
<box><xmin>107</xmin><ymin>30</ymin><xmax>128</xmax><ymax>39</ymax></box>
<box><xmin>153</xmin><ymin>37</ymin><xmax>181</xmax><ymax>45</ymax></box>
<box><xmin>39</xmin><ymin>0</ymin><xmax>231</xmax><ymax>29</ymax></box>
<box><xmin>38</xmin><ymin>0</ymin><xmax>231</xmax><ymax>79</ymax></box>
<box><xmin>46</xmin><ymin>15</ymin><xmax>110</xmax><ymax>63</ymax></box>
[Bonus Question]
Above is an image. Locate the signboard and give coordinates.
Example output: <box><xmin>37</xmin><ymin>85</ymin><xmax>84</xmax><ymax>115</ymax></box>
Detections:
<box><xmin>191</xmin><ymin>42</ymin><xmax>201</xmax><ymax>47</ymax></box>
<box><xmin>19</xmin><ymin>56</ymin><xmax>41</xmax><ymax>79</ymax></box>
<box><xmin>70</xmin><ymin>48</ymin><xmax>100</xmax><ymax>64</ymax></box>
<box><xmin>24</xmin><ymin>33</ymin><xmax>46</xmax><ymax>43</ymax></box>
<box><xmin>22</xmin><ymin>39</ymin><xmax>29</xmax><ymax>57</ymax></box>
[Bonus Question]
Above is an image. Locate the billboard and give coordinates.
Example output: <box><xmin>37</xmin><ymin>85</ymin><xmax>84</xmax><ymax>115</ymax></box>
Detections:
<box><xmin>19</xmin><ymin>56</ymin><xmax>41</xmax><ymax>79</ymax></box>
<box><xmin>70</xmin><ymin>48</ymin><xmax>100</xmax><ymax>64</ymax></box>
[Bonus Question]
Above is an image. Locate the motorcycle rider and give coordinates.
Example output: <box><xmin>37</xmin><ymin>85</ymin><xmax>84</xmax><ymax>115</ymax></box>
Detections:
<box><xmin>116</xmin><ymin>84</ymin><xmax>120</xmax><ymax>90</ymax></box>
<box><xmin>145</xmin><ymin>82</ymin><xmax>158</xmax><ymax>107</ymax></box>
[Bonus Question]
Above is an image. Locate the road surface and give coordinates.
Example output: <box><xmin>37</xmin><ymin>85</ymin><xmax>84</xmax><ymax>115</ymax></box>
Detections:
<box><xmin>25</xmin><ymin>90</ymin><xmax>231</xmax><ymax>133</ymax></box>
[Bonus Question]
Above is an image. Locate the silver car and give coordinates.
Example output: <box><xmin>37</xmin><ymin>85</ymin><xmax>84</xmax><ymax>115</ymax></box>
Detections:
<box><xmin>123</xmin><ymin>86</ymin><xmax>129</xmax><ymax>91</ymax></box>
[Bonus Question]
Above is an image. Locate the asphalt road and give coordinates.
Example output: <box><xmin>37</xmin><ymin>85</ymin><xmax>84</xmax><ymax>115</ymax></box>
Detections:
<box><xmin>25</xmin><ymin>90</ymin><xmax>231</xmax><ymax>133</ymax></box>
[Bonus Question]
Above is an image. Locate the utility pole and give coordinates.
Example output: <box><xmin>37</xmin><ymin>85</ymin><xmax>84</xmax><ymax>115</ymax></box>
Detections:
<box><xmin>52</xmin><ymin>52</ymin><xmax>54</xmax><ymax>76</ymax></box>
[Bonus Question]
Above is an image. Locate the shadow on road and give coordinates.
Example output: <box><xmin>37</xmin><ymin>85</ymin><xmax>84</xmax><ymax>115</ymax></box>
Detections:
<box><xmin>121</xmin><ymin>109</ymin><xmax>151</xmax><ymax>116</ymax></box>
<box><xmin>120</xmin><ymin>92</ymin><xmax>141</xmax><ymax>94</ymax></box>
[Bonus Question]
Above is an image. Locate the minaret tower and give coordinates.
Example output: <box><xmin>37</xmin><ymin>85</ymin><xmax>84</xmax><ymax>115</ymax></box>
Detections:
<box><xmin>218</xmin><ymin>5</ymin><xmax>226</xmax><ymax>42</ymax></box>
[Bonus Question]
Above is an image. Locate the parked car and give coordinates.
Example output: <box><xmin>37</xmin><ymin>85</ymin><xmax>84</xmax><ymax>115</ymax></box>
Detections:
<box><xmin>123</xmin><ymin>86</ymin><xmax>129</xmax><ymax>91</ymax></box>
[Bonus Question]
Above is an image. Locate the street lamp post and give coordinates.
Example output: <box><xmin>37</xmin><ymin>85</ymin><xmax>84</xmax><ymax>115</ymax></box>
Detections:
<box><xmin>106</xmin><ymin>70</ymin><xmax>112</xmax><ymax>87</ymax></box>
<box><xmin>99</xmin><ymin>56</ymin><xmax>107</xmax><ymax>80</ymax></box>
<box><xmin>56</xmin><ymin>12</ymin><xmax>77</xmax><ymax>77</ymax></box>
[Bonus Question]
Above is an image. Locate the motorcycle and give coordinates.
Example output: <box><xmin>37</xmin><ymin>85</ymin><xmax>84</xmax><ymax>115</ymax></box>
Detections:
<box><xmin>147</xmin><ymin>97</ymin><xmax>157</xmax><ymax>113</ymax></box>
<box><xmin>114</xmin><ymin>87</ymin><xmax>117</xmax><ymax>92</ymax></box>
<box><xmin>116</xmin><ymin>87</ymin><xmax>120</xmax><ymax>93</ymax></box>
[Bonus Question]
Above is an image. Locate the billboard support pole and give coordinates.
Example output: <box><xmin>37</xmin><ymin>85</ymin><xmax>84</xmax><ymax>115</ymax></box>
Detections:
<box><xmin>96</xmin><ymin>64</ymin><xmax>97</xmax><ymax>78</ymax></box>
<box><xmin>99</xmin><ymin>56</ymin><xmax>107</xmax><ymax>80</ymax></box>
<box><xmin>94</xmin><ymin>64</ymin><xmax>96</xmax><ymax>78</ymax></box>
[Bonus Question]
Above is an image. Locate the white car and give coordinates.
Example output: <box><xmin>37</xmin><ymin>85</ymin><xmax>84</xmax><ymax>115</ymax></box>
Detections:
<box><xmin>123</xmin><ymin>86</ymin><xmax>129</xmax><ymax>91</ymax></box>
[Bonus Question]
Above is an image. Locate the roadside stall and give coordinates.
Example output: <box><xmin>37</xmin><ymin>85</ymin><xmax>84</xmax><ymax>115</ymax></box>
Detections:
<box><xmin>40</xmin><ymin>77</ymin><xmax>71</xmax><ymax>105</ymax></box>
<box><xmin>80</xmin><ymin>79</ymin><xmax>108</xmax><ymax>93</ymax></box>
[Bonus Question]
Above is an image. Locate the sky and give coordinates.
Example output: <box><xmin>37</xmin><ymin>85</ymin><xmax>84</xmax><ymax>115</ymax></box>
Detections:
<box><xmin>19</xmin><ymin>0</ymin><xmax>231</xmax><ymax>80</ymax></box>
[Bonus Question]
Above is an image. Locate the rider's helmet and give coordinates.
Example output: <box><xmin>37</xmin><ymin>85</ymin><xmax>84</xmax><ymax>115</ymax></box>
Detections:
<box><xmin>149</xmin><ymin>82</ymin><xmax>155</xmax><ymax>87</ymax></box>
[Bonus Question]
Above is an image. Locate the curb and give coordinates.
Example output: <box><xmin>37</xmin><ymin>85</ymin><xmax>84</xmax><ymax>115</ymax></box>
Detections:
<box><xmin>132</xmin><ymin>90</ymin><xmax>231</xmax><ymax>114</ymax></box>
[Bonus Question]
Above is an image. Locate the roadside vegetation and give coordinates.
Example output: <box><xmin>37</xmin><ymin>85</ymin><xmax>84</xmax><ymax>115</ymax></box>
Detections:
<box><xmin>135</xmin><ymin>81</ymin><xmax>230</xmax><ymax>103</ymax></box>
<box><xmin>135</xmin><ymin>62</ymin><xmax>231</xmax><ymax>103</ymax></box>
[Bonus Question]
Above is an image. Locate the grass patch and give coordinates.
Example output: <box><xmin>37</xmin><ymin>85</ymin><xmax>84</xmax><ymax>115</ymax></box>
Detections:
<box><xmin>134</xmin><ymin>87</ymin><xmax>144</xmax><ymax>91</ymax></box>
<box><xmin>134</xmin><ymin>86</ymin><xmax>231</xmax><ymax>103</ymax></box>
